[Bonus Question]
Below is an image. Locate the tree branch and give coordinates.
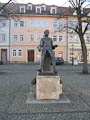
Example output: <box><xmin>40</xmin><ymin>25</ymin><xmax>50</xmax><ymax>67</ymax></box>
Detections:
<box><xmin>83</xmin><ymin>22</ymin><xmax>90</xmax><ymax>35</ymax></box>
<box><xmin>0</xmin><ymin>0</ymin><xmax>12</xmax><ymax>11</ymax></box>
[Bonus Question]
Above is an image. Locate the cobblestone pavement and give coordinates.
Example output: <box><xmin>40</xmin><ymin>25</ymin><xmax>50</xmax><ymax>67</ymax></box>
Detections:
<box><xmin>0</xmin><ymin>64</ymin><xmax>90</xmax><ymax>120</ymax></box>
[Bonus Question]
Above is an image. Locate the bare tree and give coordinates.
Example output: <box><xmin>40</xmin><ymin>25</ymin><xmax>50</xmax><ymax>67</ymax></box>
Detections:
<box><xmin>0</xmin><ymin>0</ymin><xmax>12</xmax><ymax>11</ymax></box>
<box><xmin>69</xmin><ymin>0</ymin><xmax>90</xmax><ymax>74</ymax></box>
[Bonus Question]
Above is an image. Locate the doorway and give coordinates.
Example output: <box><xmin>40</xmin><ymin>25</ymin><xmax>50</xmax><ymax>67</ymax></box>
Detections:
<box><xmin>1</xmin><ymin>49</ymin><xmax>7</xmax><ymax>64</ymax></box>
<box><xmin>28</xmin><ymin>50</ymin><xmax>34</xmax><ymax>62</ymax></box>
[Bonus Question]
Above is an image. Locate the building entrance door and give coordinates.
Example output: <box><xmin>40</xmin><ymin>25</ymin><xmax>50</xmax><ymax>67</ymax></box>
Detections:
<box><xmin>1</xmin><ymin>49</ymin><xmax>7</xmax><ymax>64</ymax></box>
<box><xmin>28</xmin><ymin>50</ymin><xmax>34</xmax><ymax>62</ymax></box>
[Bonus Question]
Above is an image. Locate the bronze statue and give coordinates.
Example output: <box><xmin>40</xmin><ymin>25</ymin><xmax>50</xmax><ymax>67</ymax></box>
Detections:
<box><xmin>38</xmin><ymin>30</ymin><xmax>58</xmax><ymax>73</ymax></box>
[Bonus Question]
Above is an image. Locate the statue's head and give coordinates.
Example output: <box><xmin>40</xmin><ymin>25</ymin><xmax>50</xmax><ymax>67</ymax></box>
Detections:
<box><xmin>44</xmin><ymin>30</ymin><xmax>49</xmax><ymax>37</ymax></box>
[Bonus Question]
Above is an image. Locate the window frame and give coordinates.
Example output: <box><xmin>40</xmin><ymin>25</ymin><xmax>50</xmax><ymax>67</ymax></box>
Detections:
<box><xmin>20</xmin><ymin>35</ymin><xmax>24</xmax><ymax>42</ymax></box>
<box><xmin>18</xmin><ymin>49</ymin><xmax>23</xmax><ymax>57</ymax></box>
<box><xmin>13</xmin><ymin>35</ymin><xmax>18</xmax><ymax>42</ymax></box>
<box><xmin>12</xmin><ymin>49</ymin><xmax>17</xmax><ymax>57</ymax></box>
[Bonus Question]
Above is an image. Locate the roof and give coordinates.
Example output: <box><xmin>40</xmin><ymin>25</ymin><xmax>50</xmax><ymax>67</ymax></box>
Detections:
<box><xmin>0</xmin><ymin>2</ymin><xmax>90</xmax><ymax>17</ymax></box>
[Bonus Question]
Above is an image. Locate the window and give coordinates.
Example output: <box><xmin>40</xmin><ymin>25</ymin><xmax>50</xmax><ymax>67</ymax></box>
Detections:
<box><xmin>27</xmin><ymin>4</ymin><xmax>32</xmax><ymax>10</ymax></box>
<box><xmin>42</xmin><ymin>21</ymin><xmax>47</xmax><ymax>28</ymax></box>
<box><xmin>13</xmin><ymin>50</ymin><xmax>17</xmax><ymax>57</ymax></box>
<box><xmin>59</xmin><ymin>22</ymin><xmax>64</xmax><ymax>29</ymax></box>
<box><xmin>13</xmin><ymin>35</ymin><xmax>18</xmax><ymax>42</ymax></box>
<box><xmin>86</xmin><ymin>35</ymin><xmax>90</xmax><ymax>43</ymax></box>
<box><xmin>68</xmin><ymin>21</ymin><xmax>77</xmax><ymax>29</ymax></box>
<box><xmin>42</xmin><ymin>7</ymin><xmax>45</xmax><ymax>11</ymax></box>
<box><xmin>20</xmin><ymin>35</ymin><xmax>24</xmax><ymax>41</ymax></box>
<box><xmin>37</xmin><ymin>20</ymin><xmax>41</xmax><ymax>27</ymax></box>
<box><xmin>37</xmin><ymin>34</ymin><xmax>41</xmax><ymax>41</ymax></box>
<box><xmin>18</xmin><ymin>50</ymin><xmax>22</xmax><ymax>57</ymax></box>
<box><xmin>0</xmin><ymin>34</ymin><xmax>6</xmax><ymax>43</ymax></box>
<box><xmin>20</xmin><ymin>21</ymin><xmax>24</xmax><ymax>27</ymax></box>
<box><xmin>29</xmin><ymin>6</ymin><xmax>32</xmax><ymax>10</ymax></box>
<box><xmin>88</xmin><ymin>25</ymin><xmax>90</xmax><ymax>30</ymax></box>
<box><xmin>36</xmin><ymin>7</ymin><xmax>41</xmax><ymax>13</ymax></box>
<box><xmin>30</xmin><ymin>34</ymin><xmax>34</xmax><ymax>41</ymax></box>
<box><xmin>14</xmin><ymin>20</ymin><xmax>18</xmax><ymax>27</ymax></box>
<box><xmin>37</xmin><ymin>8</ymin><xmax>40</xmax><ymax>13</ymax></box>
<box><xmin>20</xmin><ymin>8</ymin><xmax>25</xmax><ymax>13</ymax></box>
<box><xmin>53</xmin><ymin>21</ymin><xmax>57</xmax><ymax>28</ymax></box>
<box><xmin>53</xmin><ymin>35</ymin><xmax>57</xmax><ymax>42</ymax></box>
<box><xmin>2</xmin><ymin>20</ymin><xmax>6</xmax><ymax>27</ymax></box>
<box><xmin>0</xmin><ymin>20</ymin><xmax>6</xmax><ymax>27</ymax></box>
<box><xmin>30</xmin><ymin>20</ymin><xmax>35</xmax><ymax>28</ymax></box>
<box><xmin>59</xmin><ymin>36</ymin><xmax>63</xmax><ymax>42</ymax></box>
<box><xmin>50</xmin><ymin>7</ymin><xmax>57</xmax><ymax>14</ymax></box>
<box><xmin>52</xmin><ymin>9</ymin><xmax>56</xmax><ymax>14</ymax></box>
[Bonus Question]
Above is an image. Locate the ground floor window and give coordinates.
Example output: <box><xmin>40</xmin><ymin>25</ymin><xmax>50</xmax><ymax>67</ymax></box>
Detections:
<box><xmin>18</xmin><ymin>49</ymin><xmax>23</xmax><ymax>57</ymax></box>
<box><xmin>13</xmin><ymin>50</ymin><xmax>17</xmax><ymax>57</ymax></box>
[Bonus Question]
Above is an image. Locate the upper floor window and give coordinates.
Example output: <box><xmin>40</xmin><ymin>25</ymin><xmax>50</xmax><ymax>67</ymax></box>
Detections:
<box><xmin>88</xmin><ymin>25</ymin><xmax>90</xmax><ymax>30</ymax></box>
<box><xmin>59</xmin><ymin>36</ymin><xmax>63</xmax><ymax>42</ymax></box>
<box><xmin>53</xmin><ymin>21</ymin><xmax>57</xmax><ymax>28</ymax></box>
<box><xmin>68</xmin><ymin>21</ymin><xmax>77</xmax><ymax>29</ymax></box>
<box><xmin>41</xmin><ymin>5</ymin><xmax>46</xmax><ymax>11</ymax></box>
<box><xmin>53</xmin><ymin>35</ymin><xmax>57</xmax><ymax>42</ymax></box>
<box><xmin>30</xmin><ymin>20</ymin><xmax>35</xmax><ymax>28</ymax></box>
<box><xmin>30</xmin><ymin>34</ymin><xmax>34</xmax><ymax>41</ymax></box>
<box><xmin>13</xmin><ymin>35</ymin><xmax>18</xmax><ymax>42</ymax></box>
<box><xmin>42</xmin><ymin>7</ymin><xmax>45</xmax><ymax>11</ymax></box>
<box><xmin>36</xmin><ymin>7</ymin><xmax>41</xmax><ymax>14</ymax></box>
<box><xmin>20</xmin><ymin>21</ymin><xmax>24</xmax><ymax>27</ymax></box>
<box><xmin>14</xmin><ymin>20</ymin><xmax>18</xmax><ymax>27</ymax></box>
<box><xmin>42</xmin><ymin>21</ymin><xmax>47</xmax><ymax>28</ymax></box>
<box><xmin>86</xmin><ymin>34</ymin><xmax>90</xmax><ymax>43</ymax></box>
<box><xmin>50</xmin><ymin>7</ymin><xmax>57</xmax><ymax>14</ymax></box>
<box><xmin>0</xmin><ymin>34</ymin><xmax>6</xmax><ymax>43</ymax></box>
<box><xmin>20</xmin><ymin>7</ymin><xmax>25</xmax><ymax>13</ymax></box>
<box><xmin>52</xmin><ymin>9</ymin><xmax>56</xmax><ymax>14</ymax></box>
<box><xmin>27</xmin><ymin>4</ymin><xmax>32</xmax><ymax>10</ymax></box>
<box><xmin>37</xmin><ymin>20</ymin><xmax>41</xmax><ymax>28</ymax></box>
<box><xmin>59</xmin><ymin>22</ymin><xmax>64</xmax><ymax>29</ymax></box>
<box><xmin>0</xmin><ymin>20</ymin><xmax>6</xmax><ymax>27</ymax></box>
<box><xmin>20</xmin><ymin>35</ymin><xmax>24</xmax><ymax>41</ymax></box>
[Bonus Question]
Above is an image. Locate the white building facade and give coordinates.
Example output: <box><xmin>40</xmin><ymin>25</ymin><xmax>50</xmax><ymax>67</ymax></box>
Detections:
<box><xmin>0</xmin><ymin>16</ymin><xmax>10</xmax><ymax>63</ymax></box>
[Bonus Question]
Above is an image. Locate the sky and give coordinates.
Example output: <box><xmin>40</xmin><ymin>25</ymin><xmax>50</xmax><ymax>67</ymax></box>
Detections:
<box><xmin>1</xmin><ymin>0</ymin><xmax>70</xmax><ymax>6</ymax></box>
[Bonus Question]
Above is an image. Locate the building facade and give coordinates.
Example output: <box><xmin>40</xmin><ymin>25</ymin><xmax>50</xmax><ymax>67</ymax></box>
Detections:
<box><xmin>9</xmin><ymin>3</ymin><xmax>67</xmax><ymax>63</ymax></box>
<box><xmin>1</xmin><ymin>2</ymin><xmax>90</xmax><ymax>64</ymax></box>
<box><xmin>68</xmin><ymin>15</ymin><xmax>90</xmax><ymax>63</ymax></box>
<box><xmin>0</xmin><ymin>15</ymin><xmax>10</xmax><ymax>64</ymax></box>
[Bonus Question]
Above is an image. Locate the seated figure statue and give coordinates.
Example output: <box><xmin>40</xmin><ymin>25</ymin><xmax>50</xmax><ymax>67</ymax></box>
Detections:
<box><xmin>37</xmin><ymin>30</ymin><xmax>58</xmax><ymax>74</ymax></box>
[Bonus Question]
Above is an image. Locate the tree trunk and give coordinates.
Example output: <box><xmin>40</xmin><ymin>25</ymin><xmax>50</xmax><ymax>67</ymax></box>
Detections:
<box><xmin>81</xmin><ymin>37</ymin><xmax>88</xmax><ymax>74</ymax></box>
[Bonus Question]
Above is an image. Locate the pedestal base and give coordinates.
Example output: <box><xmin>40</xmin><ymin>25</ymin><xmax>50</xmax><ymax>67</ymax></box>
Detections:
<box><xmin>36</xmin><ymin>72</ymin><xmax>62</xmax><ymax>100</ymax></box>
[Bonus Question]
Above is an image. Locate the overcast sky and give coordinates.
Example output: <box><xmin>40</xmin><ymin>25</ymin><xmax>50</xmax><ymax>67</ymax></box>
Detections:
<box><xmin>1</xmin><ymin>0</ymin><xmax>70</xmax><ymax>6</ymax></box>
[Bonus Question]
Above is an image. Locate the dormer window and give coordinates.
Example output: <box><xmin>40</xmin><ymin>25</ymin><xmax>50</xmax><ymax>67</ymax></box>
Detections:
<box><xmin>27</xmin><ymin>4</ymin><xmax>32</xmax><ymax>10</ymax></box>
<box><xmin>41</xmin><ymin>5</ymin><xmax>46</xmax><ymax>11</ymax></box>
<box><xmin>42</xmin><ymin>7</ymin><xmax>45</xmax><ymax>11</ymax></box>
<box><xmin>20</xmin><ymin>8</ymin><xmax>24</xmax><ymax>13</ymax></box>
<box><xmin>50</xmin><ymin>7</ymin><xmax>57</xmax><ymax>14</ymax></box>
<box><xmin>20</xmin><ymin>6</ymin><xmax>26</xmax><ymax>13</ymax></box>
<box><xmin>36</xmin><ymin>6</ymin><xmax>41</xmax><ymax>14</ymax></box>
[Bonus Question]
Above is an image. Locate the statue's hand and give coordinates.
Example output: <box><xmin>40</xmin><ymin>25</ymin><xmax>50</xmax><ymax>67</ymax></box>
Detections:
<box><xmin>54</xmin><ymin>45</ymin><xmax>58</xmax><ymax>48</ymax></box>
<box><xmin>52</xmin><ymin>45</ymin><xmax>58</xmax><ymax>49</ymax></box>
<box><xmin>37</xmin><ymin>45</ymin><xmax>41</xmax><ymax>51</ymax></box>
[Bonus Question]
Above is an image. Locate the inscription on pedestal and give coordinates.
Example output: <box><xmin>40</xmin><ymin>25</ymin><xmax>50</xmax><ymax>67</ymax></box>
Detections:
<box><xmin>36</xmin><ymin>73</ymin><xmax>62</xmax><ymax>100</ymax></box>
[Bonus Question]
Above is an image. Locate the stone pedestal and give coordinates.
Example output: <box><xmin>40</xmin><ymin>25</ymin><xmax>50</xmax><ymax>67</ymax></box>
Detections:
<box><xmin>36</xmin><ymin>73</ymin><xmax>62</xmax><ymax>100</ymax></box>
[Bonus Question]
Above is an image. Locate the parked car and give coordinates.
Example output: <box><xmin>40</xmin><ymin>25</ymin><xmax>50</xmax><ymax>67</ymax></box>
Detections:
<box><xmin>56</xmin><ymin>57</ymin><xmax>64</xmax><ymax>65</ymax></box>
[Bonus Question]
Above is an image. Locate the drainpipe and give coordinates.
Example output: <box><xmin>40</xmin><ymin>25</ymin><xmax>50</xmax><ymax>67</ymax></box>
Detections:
<box><xmin>66</xmin><ymin>17</ymin><xmax>69</xmax><ymax>63</ymax></box>
<box><xmin>9</xmin><ymin>17</ymin><xmax>11</xmax><ymax>63</ymax></box>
